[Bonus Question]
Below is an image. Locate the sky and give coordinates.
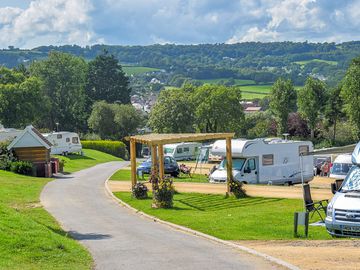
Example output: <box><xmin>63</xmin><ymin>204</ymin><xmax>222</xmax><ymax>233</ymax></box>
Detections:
<box><xmin>0</xmin><ymin>0</ymin><xmax>359</xmax><ymax>49</ymax></box>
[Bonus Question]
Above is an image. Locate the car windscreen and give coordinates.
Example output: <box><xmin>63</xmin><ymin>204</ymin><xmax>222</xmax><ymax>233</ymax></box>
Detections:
<box><xmin>341</xmin><ymin>166</ymin><xmax>360</xmax><ymax>192</ymax></box>
<box><xmin>331</xmin><ymin>163</ymin><xmax>352</xmax><ymax>175</ymax></box>
<box><xmin>164</xmin><ymin>147</ymin><xmax>174</xmax><ymax>154</ymax></box>
<box><xmin>218</xmin><ymin>158</ymin><xmax>246</xmax><ymax>171</ymax></box>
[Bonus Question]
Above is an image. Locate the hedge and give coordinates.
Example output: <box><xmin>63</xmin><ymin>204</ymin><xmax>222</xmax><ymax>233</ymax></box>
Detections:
<box><xmin>81</xmin><ymin>140</ymin><xmax>128</xmax><ymax>160</ymax></box>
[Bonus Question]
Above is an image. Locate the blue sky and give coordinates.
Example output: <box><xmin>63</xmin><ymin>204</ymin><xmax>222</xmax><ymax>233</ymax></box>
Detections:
<box><xmin>0</xmin><ymin>0</ymin><xmax>359</xmax><ymax>49</ymax></box>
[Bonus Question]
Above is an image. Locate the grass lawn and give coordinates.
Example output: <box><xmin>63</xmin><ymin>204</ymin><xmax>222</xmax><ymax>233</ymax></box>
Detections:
<box><xmin>294</xmin><ymin>59</ymin><xmax>338</xmax><ymax>66</ymax></box>
<box><xmin>0</xmin><ymin>170</ymin><xmax>92</xmax><ymax>269</ymax></box>
<box><xmin>114</xmin><ymin>192</ymin><xmax>331</xmax><ymax>240</ymax></box>
<box><xmin>122</xmin><ymin>66</ymin><xmax>160</xmax><ymax>75</ymax></box>
<box><xmin>56</xmin><ymin>149</ymin><xmax>122</xmax><ymax>173</ymax></box>
<box><xmin>110</xmin><ymin>168</ymin><xmax>209</xmax><ymax>183</ymax></box>
<box><xmin>198</xmin><ymin>78</ymin><xmax>256</xmax><ymax>86</ymax></box>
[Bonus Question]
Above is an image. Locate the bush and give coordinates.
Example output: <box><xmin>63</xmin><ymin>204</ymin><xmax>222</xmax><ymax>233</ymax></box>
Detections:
<box><xmin>81</xmin><ymin>140</ymin><xmax>128</xmax><ymax>159</ymax></box>
<box><xmin>132</xmin><ymin>182</ymin><xmax>148</xmax><ymax>199</ymax></box>
<box><xmin>10</xmin><ymin>161</ymin><xmax>33</xmax><ymax>176</ymax></box>
<box><xmin>229</xmin><ymin>181</ymin><xmax>247</xmax><ymax>199</ymax></box>
<box><xmin>0</xmin><ymin>141</ymin><xmax>17</xmax><ymax>170</ymax></box>
<box><xmin>152</xmin><ymin>177</ymin><xmax>175</xmax><ymax>208</ymax></box>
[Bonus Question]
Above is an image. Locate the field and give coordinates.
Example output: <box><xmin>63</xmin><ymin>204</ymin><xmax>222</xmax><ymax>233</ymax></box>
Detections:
<box><xmin>114</xmin><ymin>192</ymin><xmax>330</xmax><ymax>240</ymax></box>
<box><xmin>56</xmin><ymin>149</ymin><xmax>122</xmax><ymax>173</ymax></box>
<box><xmin>198</xmin><ymin>78</ymin><xmax>256</xmax><ymax>85</ymax></box>
<box><xmin>294</xmin><ymin>59</ymin><xmax>338</xmax><ymax>66</ymax></box>
<box><xmin>0</xmin><ymin>170</ymin><xmax>92</xmax><ymax>269</ymax></box>
<box><xmin>122</xmin><ymin>66</ymin><xmax>160</xmax><ymax>75</ymax></box>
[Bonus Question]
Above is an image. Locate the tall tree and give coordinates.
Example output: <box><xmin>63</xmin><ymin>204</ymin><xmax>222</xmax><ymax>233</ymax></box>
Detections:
<box><xmin>30</xmin><ymin>52</ymin><xmax>88</xmax><ymax>131</ymax></box>
<box><xmin>86</xmin><ymin>52</ymin><xmax>131</xmax><ymax>105</ymax></box>
<box><xmin>148</xmin><ymin>87</ymin><xmax>195</xmax><ymax>133</ymax></box>
<box><xmin>0</xmin><ymin>68</ymin><xmax>48</xmax><ymax>128</ymax></box>
<box><xmin>269</xmin><ymin>78</ymin><xmax>297</xmax><ymax>135</ymax></box>
<box><xmin>341</xmin><ymin>56</ymin><xmax>360</xmax><ymax>139</ymax></box>
<box><xmin>297</xmin><ymin>77</ymin><xmax>327</xmax><ymax>139</ymax></box>
<box><xmin>325</xmin><ymin>86</ymin><xmax>344</xmax><ymax>142</ymax></box>
<box><xmin>193</xmin><ymin>85</ymin><xmax>244</xmax><ymax>134</ymax></box>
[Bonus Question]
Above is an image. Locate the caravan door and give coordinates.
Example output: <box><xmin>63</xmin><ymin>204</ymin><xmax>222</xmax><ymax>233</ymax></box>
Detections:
<box><xmin>242</xmin><ymin>158</ymin><xmax>258</xmax><ymax>184</ymax></box>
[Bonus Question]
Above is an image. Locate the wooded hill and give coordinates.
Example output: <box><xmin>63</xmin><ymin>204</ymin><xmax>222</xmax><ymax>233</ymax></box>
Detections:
<box><xmin>1</xmin><ymin>41</ymin><xmax>360</xmax><ymax>86</ymax></box>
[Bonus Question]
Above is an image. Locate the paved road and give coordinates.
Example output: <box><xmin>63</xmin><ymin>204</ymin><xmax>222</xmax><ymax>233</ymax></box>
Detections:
<box><xmin>41</xmin><ymin>162</ymin><xmax>281</xmax><ymax>270</ymax></box>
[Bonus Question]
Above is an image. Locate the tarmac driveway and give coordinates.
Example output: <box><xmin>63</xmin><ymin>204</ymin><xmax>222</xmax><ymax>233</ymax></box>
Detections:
<box><xmin>41</xmin><ymin>161</ymin><xmax>281</xmax><ymax>270</ymax></box>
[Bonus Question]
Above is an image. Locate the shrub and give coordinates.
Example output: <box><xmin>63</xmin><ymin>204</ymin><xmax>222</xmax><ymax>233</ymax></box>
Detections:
<box><xmin>58</xmin><ymin>159</ymin><xmax>66</xmax><ymax>173</ymax></box>
<box><xmin>10</xmin><ymin>161</ymin><xmax>33</xmax><ymax>176</ymax></box>
<box><xmin>132</xmin><ymin>182</ymin><xmax>148</xmax><ymax>199</ymax></box>
<box><xmin>81</xmin><ymin>140</ymin><xmax>128</xmax><ymax>159</ymax></box>
<box><xmin>0</xmin><ymin>141</ymin><xmax>17</xmax><ymax>170</ymax></box>
<box><xmin>229</xmin><ymin>181</ymin><xmax>247</xmax><ymax>199</ymax></box>
<box><xmin>152</xmin><ymin>177</ymin><xmax>175</xmax><ymax>208</ymax></box>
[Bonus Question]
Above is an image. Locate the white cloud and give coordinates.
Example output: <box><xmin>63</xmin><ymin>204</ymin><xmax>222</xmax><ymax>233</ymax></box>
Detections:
<box><xmin>229</xmin><ymin>27</ymin><xmax>280</xmax><ymax>43</ymax></box>
<box><xmin>0</xmin><ymin>0</ymin><xmax>98</xmax><ymax>48</ymax></box>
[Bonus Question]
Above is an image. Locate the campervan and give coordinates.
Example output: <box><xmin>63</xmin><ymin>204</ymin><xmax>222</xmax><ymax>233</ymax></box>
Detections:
<box><xmin>325</xmin><ymin>142</ymin><xmax>360</xmax><ymax>237</ymax></box>
<box><xmin>209</xmin><ymin>138</ymin><xmax>314</xmax><ymax>185</ymax></box>
<box><xmin>330</xmin><ymin>154</ymin><xmax>353</xmax><ymax>180</ymax></box>
<box><xmin>163</xmin><ymin>142</ymin><xmax>201</xmax><ymax>161</ymax></box>
<box><xmin>43</xmin><ymin>132</ymin><xmax>82</xmax><ymax>155</ymax></box>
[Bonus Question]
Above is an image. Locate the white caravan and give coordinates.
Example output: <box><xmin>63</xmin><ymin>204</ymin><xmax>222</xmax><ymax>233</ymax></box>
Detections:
<box><xmin>163</xmin><ymin>142</ymin><xmax>201</xmax><ymax>161</ymax></box>
<box><xmin>43</xmin><ymin>132</ymin><xmax>82</xmax><ymax>155</ymax></box>
<box><xmin>330</xmin><ymin>154</ymin><xmax>353</xmax><ymax>180</ymax></box>
<box><xmin>209</xmin><ymin>138</ymin><xmax>314</xmax><ymax>185</ymax></box>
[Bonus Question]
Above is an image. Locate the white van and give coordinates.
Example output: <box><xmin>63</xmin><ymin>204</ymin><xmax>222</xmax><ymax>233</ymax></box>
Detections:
<box><xmin>209</xmin><ymin>138</ymin><xmax>314</xmax><ymax>185</ymax></box>
<box><xmin>43</xmin><ymin>132</ymin><xmax>82</xmax><ymax>155</ymax></box>
<box><xmin>325</xmin><ymin>143</ymin><xmax>360</xmax><ymax>237</ymax></box>
<box><xmin>330</xmin><ymin>154</ymin><xmax>353</xmax><ymax>180</ymax></box>
<box><xmin>163</xmin><ymin>142</ymin><xmax>201</xmax><ymax>161</ymax></box>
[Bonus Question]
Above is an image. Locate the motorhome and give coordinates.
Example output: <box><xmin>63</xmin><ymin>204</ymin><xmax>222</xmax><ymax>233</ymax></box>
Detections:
<box><xmin>325</xmin><ymin>142</ymin><xmax>360</xmax><ymax>237</ymax></box>
<box><xmin>163</xmin><ymin>142</ymin><xmax>201</xmax><ymax>161</ymax></box>
<box><xmin>329</xmin><ymin>154</ymin><xmax>353</xmax><ymax>180</ymax></box>
<box><xmin>43</xmin><ymin>132</ymin><xmax>82</xmax><ymax>155</ymax></box>
<box><xmin>209</xmin><ymin>138</ymin><xmax>314</xmax><ymax>185</ymax></box>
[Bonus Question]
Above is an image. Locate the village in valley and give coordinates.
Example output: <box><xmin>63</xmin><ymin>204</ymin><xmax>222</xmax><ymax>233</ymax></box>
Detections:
<box><xmin>1</xmin><ymin>1</ymin><xmax>360</xmax><ymax>270</ymax></box>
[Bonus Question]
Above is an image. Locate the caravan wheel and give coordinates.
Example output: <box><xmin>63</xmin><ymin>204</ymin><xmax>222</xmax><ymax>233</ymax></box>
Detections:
<box><xmin>284</xmin><ymin>181</ymin><xmax>293</xmax><ymax>186</ymax></box>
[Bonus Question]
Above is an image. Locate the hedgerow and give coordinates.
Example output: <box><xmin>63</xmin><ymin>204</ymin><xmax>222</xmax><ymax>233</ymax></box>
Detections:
<box><xmin>81</xmin><ymin>140</ymin><xmax>128</xmax><ymax>159</ymax></box>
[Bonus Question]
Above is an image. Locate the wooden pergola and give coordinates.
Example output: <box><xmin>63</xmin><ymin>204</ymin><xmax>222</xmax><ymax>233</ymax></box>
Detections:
<box><xmin>128</xmin><ymin>133</ymin><xmax>235</xmax><ymax>193</ymax></box>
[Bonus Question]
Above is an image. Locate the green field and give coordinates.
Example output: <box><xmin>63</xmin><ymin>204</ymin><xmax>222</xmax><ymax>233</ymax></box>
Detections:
<box><xmin>0</xmin><ymin>170</ymin><xmax>92</xmax><ymax>269</ymax></box>
<box><xmin>198</xmin><ymin>78</ymin><xmax>256</xmax><ymax>86</ymax></box>
<box><xmin>56</xmin><ymin>149</ymin><xmax>122</xmax><ymax>173</ymax></box>
<box><xmin>122</xmin><ymin>66</ymin><xmax>160</xmax><ymax>75</ymax></box>
<box><xmin>110</xmin><ymin>168</ymin><xmax>209</xmax><ymax>183</ymax></box>
<box><xmin>114</xmin><ymin>192</ymin><xmax>331</xmax><ymax>240</ymax></box>
<box><xmin>294</xmin><ymin>59</ymin><xmax>338</xmax><ymax>66</ymax></box>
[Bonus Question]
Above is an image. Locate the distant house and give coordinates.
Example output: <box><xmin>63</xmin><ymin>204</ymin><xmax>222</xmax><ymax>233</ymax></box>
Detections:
<box><xmin>244</xmin><ymin>106</ymin><xmax>262</xmax><ymax>114</ymax></box>
<box><xmin>7</xmin><ymin>125</ymin><xmax>53</xmax><ymax>177</ymax></box>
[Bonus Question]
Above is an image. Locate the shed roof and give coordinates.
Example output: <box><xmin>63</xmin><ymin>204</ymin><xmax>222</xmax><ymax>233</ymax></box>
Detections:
<box><xmin>7</xmin><ymin>125</ymin><xmax>52</xmax><ymax>150</ymax></box>
<box><xmin>128</xmin><ymin>133</ymin><xmax>235</xmax><ymax>145</ymax></box>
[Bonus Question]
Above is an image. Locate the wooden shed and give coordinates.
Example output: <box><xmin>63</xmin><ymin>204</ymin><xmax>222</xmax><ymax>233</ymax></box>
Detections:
<box><xmin>7</xmin><ymin>125</ymin><xmax>53</xmax><ymax>177</ymax></box>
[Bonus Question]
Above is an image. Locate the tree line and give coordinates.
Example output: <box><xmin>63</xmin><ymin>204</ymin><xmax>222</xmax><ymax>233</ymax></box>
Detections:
<box><xmin>0</xmin><ymin>51</ymin><xmax>142</xmax><ymax>139</ymax></box>
<box><xmin>148</xmin><ymin>55</ymin><xmax>360</xmax><ymax>147</ymax></box>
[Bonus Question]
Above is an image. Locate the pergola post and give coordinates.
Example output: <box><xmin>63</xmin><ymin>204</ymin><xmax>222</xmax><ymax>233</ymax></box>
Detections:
<box><xmin>151</xmin><ymin>144</ymin><xmax>158</xmax><ymax>189</ymax></box>
<box><xmin>226</xmin><ymin>137</ymin><xmax>233</xmax><ymax>194</ymax></box>
<box><xmin>130</xmin><ymin>139</ymin><xmax>137</xmax><ymax>187</ymax></box>
<box><xmin>158</xmin><ymin>144</ymin><xmax>164</xmax><ymax>180</ymax></box>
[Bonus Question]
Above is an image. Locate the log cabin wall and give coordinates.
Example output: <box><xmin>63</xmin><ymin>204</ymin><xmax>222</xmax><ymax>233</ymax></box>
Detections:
<box><xmin>14</xmin><ymin>147</ymin><xmax>50</xmax><ymax>163</ymax></box>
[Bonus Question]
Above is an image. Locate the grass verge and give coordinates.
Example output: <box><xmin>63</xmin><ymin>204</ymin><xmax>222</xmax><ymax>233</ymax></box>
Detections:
<box><xmin>114</xmin><ymin>192</ymin><xmax>331</xmax><ymax>240</ymax></box>
<box><xmin>110</xmin><ymin>168</ymin><xmax>209</xmax><ymax>183</ymax></box>
<box><xmin>56</xmin><ymin>149</ymin><xmax>122</xmax><ymax>173</ymax></box>
<box><xmin>0</xmin><ymin>170</ymin><xmax>92</xmax><ymax>269</ymax></box>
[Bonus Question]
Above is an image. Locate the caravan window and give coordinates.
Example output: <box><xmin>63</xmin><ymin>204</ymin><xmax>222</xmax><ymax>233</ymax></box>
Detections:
<box><xmin>262</xmin><ymin>154</ymin><xmax>273</xmax><ymax>166</ymax></box>
<box><xmin>72</xmin><ymin>137</ymin><xmax>79</xmax><ymax>144</ymax></box>
<box><xmin>299</xmin><ymin>145</ymin><xmax>309</xmax><ymax>156</ymax></box>
<box><xmin>184</xmin><ymin>147</ymin><xmax>189</xmax><ymax>152</ymax></box>
<box><xmin>164</xmin><ymin>147</ymin><xmax>174</xmax><ymax>154</ymax></box>
<box><xmin>177</xmin><ymin>148</ymin><xmax>183</xmax><ymax>154</ymax></box>
<box><xmin>57</xmin><ymin>134</ymin><xmax>62</xmax><ymax>139</ymax></box>
<box><xmin>66</xmin><ymin>138</ymin><xmax>70</xmax><ymax>143</ymax></box>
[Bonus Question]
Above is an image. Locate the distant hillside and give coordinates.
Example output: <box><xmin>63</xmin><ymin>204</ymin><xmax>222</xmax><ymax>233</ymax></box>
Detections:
<box><xmin>1</xmin><ymin>41</ymin><xmax>360</xmax><ymax>86</ymax></box>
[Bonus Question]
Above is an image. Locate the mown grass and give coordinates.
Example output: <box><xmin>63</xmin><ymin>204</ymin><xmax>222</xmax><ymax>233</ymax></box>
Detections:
<box><xmin>110</xmin><ymin>168</ymin><xmax>209</xmax><ymax>183</ymax></box>
<box><xmin>56</xmin><ymin>149</ymin><xmax>122</xmax><ymax>173</ymax></box>
<box><xmin>294</xmin><ymin>59</ymin><xmax>338</xmax><ymax>66</ymax></box>
<box><xmin>114</xmin><ymin>192</ymin><xmax>331</xmax><ymax>240</ymax></box>
<box><xmin>0</xmin><ymin>170</ymin><xmax>92</xmax><ymax>269</ymax></box>
<box><xmin>198</xmin><ymin>78</ymin><xmax>256</xmax><ymax>85</ymax></box>
<box><xmin>122</xmin><ymin>66</ymin><xmax>160</xmax><ymax>75</ymax></box>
